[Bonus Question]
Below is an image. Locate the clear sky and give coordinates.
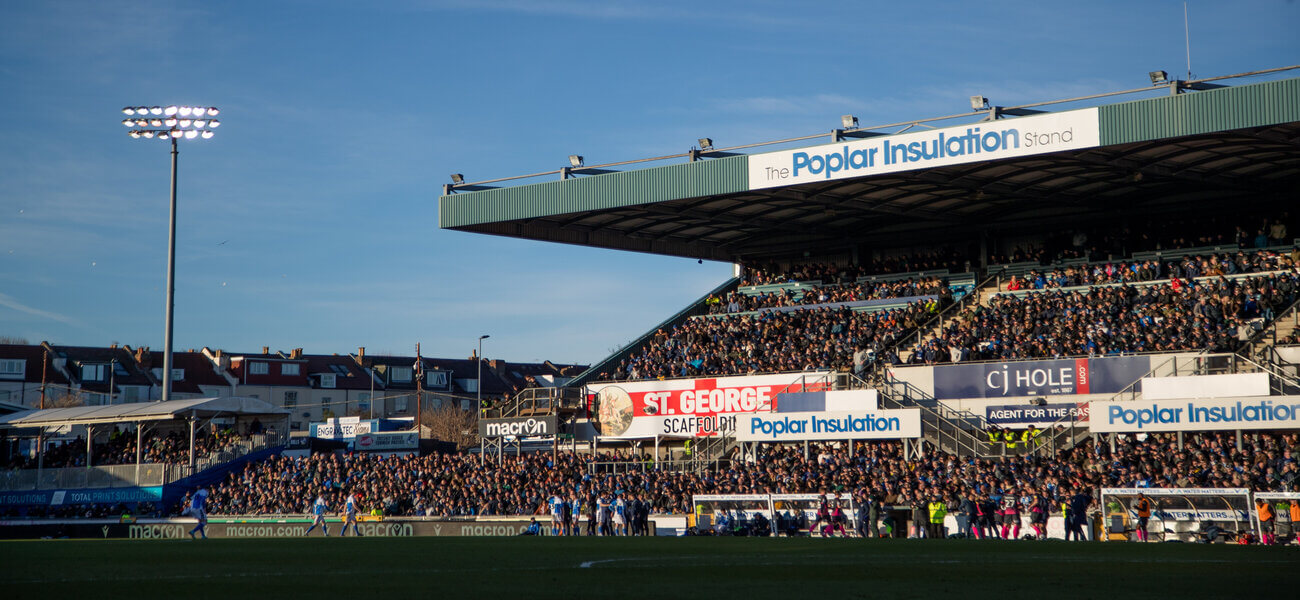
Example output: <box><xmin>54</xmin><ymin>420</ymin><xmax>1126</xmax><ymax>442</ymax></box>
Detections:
<box><xmin>1</xmin><ymin>0</ymin><xmax>1297</xmax><ymax>366</ymax></box>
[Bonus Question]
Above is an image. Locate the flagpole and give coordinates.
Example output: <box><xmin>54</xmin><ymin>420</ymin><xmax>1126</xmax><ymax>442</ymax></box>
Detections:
<box><xmin>415</xmin><ymin>343</ymin><xmax>423</xmax><ymax>437</ymax></box>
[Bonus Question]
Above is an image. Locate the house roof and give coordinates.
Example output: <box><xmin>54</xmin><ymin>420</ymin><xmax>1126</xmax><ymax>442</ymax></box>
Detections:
<box><xmin>0</xmin><ymin>344</ymin><xmax>69</xmax><ymax>385</ymax></box>
<box><xmin>304</xmin><ymin>354</ymin><xmax>374</xmax><ymax>390</ymax></box>
<box><xmin>44</xmin><ymin>344</ymin><xmax>155</xmax><ymax>393</ymax></box>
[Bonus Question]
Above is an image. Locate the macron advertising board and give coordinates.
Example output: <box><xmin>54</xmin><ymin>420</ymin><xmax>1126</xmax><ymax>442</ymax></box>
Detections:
<box><xmin>748</xmin><ymin>108</ymin><xmax>1099</xmax><ymax>191</ymax></box>
<box><xmin>1089</xmin><ymin>397</ymin><xmax>1300</xmax><ymax>433</ymax></box>
<box><xmin>932</xmin><ymin>356</ymin><xmax>1151</xmax><ymax>400</ymax></box>
<box><xmin>586</xmin><ymin>372</ymin><xmax>833</xmax><ymax>438</ymax></box>
<box><xmin>735</xmin><ymin>409</ymin><xmax>922</xmax><ymax>442</ymax></box>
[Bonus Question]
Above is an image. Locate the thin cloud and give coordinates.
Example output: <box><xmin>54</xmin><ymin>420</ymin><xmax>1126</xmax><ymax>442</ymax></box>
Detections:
<box><xmin>0</xmin><ymin>292</ymin><xmax>80</xmax><ymax>326</ymax></box>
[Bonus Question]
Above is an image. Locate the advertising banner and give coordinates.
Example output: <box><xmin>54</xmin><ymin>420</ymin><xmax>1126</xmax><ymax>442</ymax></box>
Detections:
<box><xmin>0</xmin><ymin>517</ymin><xmax>655</xmax><ymax>539</ymax></box>
<box><xmin>478</xmin><ymin>415</ymin><xmax>559</xmax><ymax>438</ymax></box>
<box><xmin>312</xmin><ymin>417</ymin><xmax>373</xmax><ymax>439</ymax></box>
<box><xmin>0</xmin><ymin>487</ymin><xmax>164</xmax><ymax>507</ymax></box>
<box><xmin>1089</xmin><ymin>397</ymin><xmax>1300</xmax><ymax>433</ymax></box>
<box><xmin>748</xmin><ymin>108</ymin><xmax>1099</xmax><ymax>191</ymax></box>
<box><xmin>985</xmin><ymin>402</ymin><xmax>1089</xmax><ymax>425</ymax></box>
<box><xmin>586</xmin><ymin>372</ymin><xmax>833</xmax><ymax>438</ymax></box>
<box><xmin>931</xmin><ymin>355</ymin><xmax>1151</xmax><ymax>400</ymax></box>
<box><xmin>776</xmin><ymin>390</ymin><xmax>878</xmax><ymax>413</ymax></box>
<box><xmin>353</xmin><ymin>431</ymin><xmax>419</xmax><ymax>451</ymax></box>
<box><xmin>735</xmin><ymin>409</ymin><xmax>922</xmax><ymax>442</ymax></box>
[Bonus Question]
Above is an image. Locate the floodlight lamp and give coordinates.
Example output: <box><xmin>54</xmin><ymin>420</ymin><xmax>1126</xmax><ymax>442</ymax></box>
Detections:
<box><xmin>568</xmin><ymin>155</ymin><xmax>584</xmax><ymax>167</ymax></box>
<box><xmin>200</xmin><ymin>131</ymin><xmax>214</xmax><ymax>139</ymax></box>
<box><xmin>841</xmin><ymin>115</ymin><xmax>858</xmax><ymax>129</ymax></box>
<box><xmin>121</xmin><ymin>119</ymin><xmax>134</xmax><ymax>127</ymax></box>
<box><xmin>149</xmin><ymin>106</ymin><xmax>162</xmax><ymax>115</ymax></box>
<box><xmin>450</xmin><ymin>173</ymin><xmax>465</xmax><ymax>184</ymax></box>
<box><xmin>179</xmin><ymin>119</ymin><xmax>192</xmax><ymax>127</ymax></box>
<box><xmin>184</xmin><ymin>130</ymin><xmax>198</xmax><ymax>139</ymax></box>
<box><xmin>207</xmin><ymin>120</ymin><xmax>220</xmax><ymax>128</ymax></box>
<box><xmin>698</xmin><ymin>138</ymin><xmax>713</xmax><ymax>150</ymax></box>
<box><xmin>164</xmin><ymin>106</ymin><xmax>178</xmax><ymax>116</ymax></box>
<box><xmin>164</xmin><ymin>118</ymin><xmax>178</xmax><ymax>127</ymax></box>
<box><xmin>1148</xmin><ymin>70</ymin><xmax>1168</xmax><ymax>85</ymax></box>
<box><xmin>158</xmin><ymin>132</ymin><xmax>170</xmax><ymax>139</ymax></box>
<box><xmin>129</xmin><ymin>131</ymin><xmax>142</xmax><ymax>138</ymax></box>
<box><xmin>123</xmin><ymin>107</ymin><xmax>136</xmax><ymax>115</ymax></box>
<box><xmin>142</xmin><ymin>131</ymin><xmax>155</xmax><ymax>138</ymax></box>
<box><xmin>969</xmin><ymin>96</ymin><xmax>988</xmax><ymax>110</ymax></box>
<box><xmin>169</xmin><ymin>129</ymin><xmax>182</xmax><ymax>139</ymax></box>
<box><xmin>178</xmin><ymin>106</ymin><xmax>192</xmax><ymax>116</ymax></box>
<box><xmin>206</xmin><ymin>107</ymin><xmax>219</xmax><ymax>116</ymax></box>
<box><xmin>193</xmin><ymin>120</ymin><xmax>207</xmax><ymax>128</ymax></box>
<box><xmin>150</xmin><ymin>119</ymin><xmax>163</xmax><ymax>127</ymax></box>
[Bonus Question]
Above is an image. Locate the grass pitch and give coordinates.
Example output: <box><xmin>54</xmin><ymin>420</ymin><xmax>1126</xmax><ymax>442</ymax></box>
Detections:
<box><xmin>1</xmin><ymin>536</ymin><xmax>1291</xmax><ymax>599</ymax></box>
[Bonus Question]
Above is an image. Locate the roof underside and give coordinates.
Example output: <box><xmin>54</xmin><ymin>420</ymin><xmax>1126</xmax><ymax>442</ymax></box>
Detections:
<box><xmin>441</xmin><ymin>78</ymin><xmax>1300</xmax><ymax>263</ymax></box>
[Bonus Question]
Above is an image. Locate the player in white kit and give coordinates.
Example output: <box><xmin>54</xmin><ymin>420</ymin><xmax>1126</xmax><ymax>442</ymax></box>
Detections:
<box><xmin>185</xmin><ymin>487</ymin><xmax>209</xmax><ymax>540</ymax></box>
<box><xmin>340</xmin><ymin>492</ymin><xmax>362</xmax><ymax>537</ymax></box>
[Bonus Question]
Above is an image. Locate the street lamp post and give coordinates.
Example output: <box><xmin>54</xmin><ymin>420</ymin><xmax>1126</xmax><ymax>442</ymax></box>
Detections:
<box><xmin>121</xmin><ymin>105</ymin><xmax>221</xmax><ymax>403</ymax></box>
<box><xmin>477</xmin><ymin>335</ymin><xmax>490</xmax><ymax>415</ymax></box>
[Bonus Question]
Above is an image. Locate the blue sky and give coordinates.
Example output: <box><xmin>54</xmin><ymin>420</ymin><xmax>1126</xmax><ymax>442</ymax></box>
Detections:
<box><xmin>0</xmin><ymin>0</ymin><xmax>1297</xmax><ymax>366</ymax></box>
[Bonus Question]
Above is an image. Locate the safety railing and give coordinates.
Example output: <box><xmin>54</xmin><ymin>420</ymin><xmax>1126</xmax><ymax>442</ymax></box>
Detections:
<box><xmin>586</xmin><ymin>459</ymin><xmax>727</xmax><ymax>475</ymax></box>
<box><xmin>847</xmin><ymin>370</ymin><xmax>991</xmax><ymax>458</ymax></box>
<box><xmin>491</xmin><ymin>387</ymin><xmax>586</xmax><ymax>419</ymax></box>
<box><xmin>0</xmin><ymin>463</ymin><xmax>175</xmax><ymax>491</ymax></box>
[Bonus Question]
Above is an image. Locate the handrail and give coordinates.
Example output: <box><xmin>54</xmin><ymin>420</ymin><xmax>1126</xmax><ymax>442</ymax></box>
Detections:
<box><xmin>567</xmin><ymin>276</ymin><xmax>742</xmax><ymax>387</ymax></box>
<box><xmin>867</xmin><ymin>271</ymin><xmax>1000</xmax><ymax>375</ymax></box>
<box><xmin>844</xmin><ymin>370</ymin><xmax>989</xmax><ymax>458</ymax></box>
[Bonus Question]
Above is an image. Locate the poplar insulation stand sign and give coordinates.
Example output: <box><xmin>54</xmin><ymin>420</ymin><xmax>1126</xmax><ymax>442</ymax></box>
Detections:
<box><xmin>1098</xmin><ymin>488</ymin><xmax>1252</xmax><ymax>542</ymax></box>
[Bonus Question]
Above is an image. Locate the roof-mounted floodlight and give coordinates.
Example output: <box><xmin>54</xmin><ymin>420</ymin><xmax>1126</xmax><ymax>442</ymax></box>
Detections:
<box><xmin>697</xmin><ymin>138</ymin><xmax>714</xmax><ymax>151</ymax></box>
<box><xmin>450</xmin><ymin>173</ymin><xmax>465</xmax><ymax>184</ymax></box>
<box><xmin>969</xmin><ymin>96</ymin><xmax>989</xmax><ymax>111</ymax></box>
<box><xmin>841</xmin><ymin>115</ymin><xmax>859</xmax><ymax>129</ymax></box>
<box><xmin>1149</xmin><ymin>70</ymin><xmax>1169</xmax><ymax>85</ymax></box>
<box><xmin>123</xmin><ymin>105</ymin><xmax>220</xmax><ymax>142</ymax></box>
<box><xmin>568</xmin><ymin>155</ymin><xmax>584</xmax><ymax>167</ymax></box>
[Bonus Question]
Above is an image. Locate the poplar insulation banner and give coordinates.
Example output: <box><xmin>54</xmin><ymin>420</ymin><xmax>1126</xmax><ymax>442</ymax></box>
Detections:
<box><xmin>748</xmin><ymin>108</ymin><xmax>1099</xmax><ymax>190</ymax></box>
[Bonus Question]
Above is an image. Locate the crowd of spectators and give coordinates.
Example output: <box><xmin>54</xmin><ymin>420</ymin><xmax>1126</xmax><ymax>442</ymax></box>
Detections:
<box><xmin>709</xmin><ymin>275</ymin><xmax>948</xmax><ymax>315</ymax></box>
<box><xmin>5</xmin><ymin>427</ymin><xmax>253</xmax><ymax>470</ymax></box>
<box><xmin>1005</xmin><ymin>249</ymin><xmax>1297</xmax><ymax>292</ymax></box>
<box><xmin>598</xmin><ymin>301</ymin><xmax>935</xmax><ymax>381</ymax></box>
<box><xmin>183</xmin><ymin>430</ymin><xmax>1299</xmax><ymax>521</ymax></box>
<box><xmin>908</xmin><ymin>270</ymin><xmax>1300</xmax><ymax>363</ymax></box>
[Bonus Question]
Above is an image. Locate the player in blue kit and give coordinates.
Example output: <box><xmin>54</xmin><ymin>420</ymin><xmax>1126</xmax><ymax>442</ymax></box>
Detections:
<box><xmin>305</xmin><ymin>494</ymin><xmax>330</xmax><ymax>536</ymax></box>
<box><xmin>549</xmin><ymin>492</ymin><xmax>566</xmax><ymax>536</ymax></box>
<box><xmin>185</xmin><ymin>487</ymin><xmax>209</xmax><ymax>540</ymax></box>
<box><xmin>340</xmin><ymin>492</ymin><xmax>363</xmax><ymax>537</ymax></box>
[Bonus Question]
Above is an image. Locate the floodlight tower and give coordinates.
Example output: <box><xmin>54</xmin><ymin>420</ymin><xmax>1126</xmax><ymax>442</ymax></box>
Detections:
<box><xmin>120</xmin><ymin>105</ymin><xmax>222</xmax><ymax>402</ymax></box>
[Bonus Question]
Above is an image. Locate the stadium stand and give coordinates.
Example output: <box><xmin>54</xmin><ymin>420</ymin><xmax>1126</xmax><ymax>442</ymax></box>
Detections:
<box><xmin>168</xmin><ymin>430</ymin><xmax>1299</xmax><ymax>522</ymax></box>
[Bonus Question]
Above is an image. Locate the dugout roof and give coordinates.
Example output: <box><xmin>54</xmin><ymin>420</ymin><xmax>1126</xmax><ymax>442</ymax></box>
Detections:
<box><xmin>439</xmin><ymin>76</ymin><xmax>1300</xmax><ymax>264</ymax></box>
<box><xmin>0</xmin><ymin>396</ymin><xmax>288</xmax><ymax>429</ymax></box>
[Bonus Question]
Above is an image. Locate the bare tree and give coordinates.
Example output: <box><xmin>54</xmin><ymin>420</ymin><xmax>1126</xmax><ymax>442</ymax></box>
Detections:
<box><xmin>50</xmin><ymin>388</ymin><xmax>86</xmax><ymax>408</ymax></box>
<box><xmin>422</xmin><ymin>402</ymin><xmax>479</xmax><ymax>450</ymax></box>
<box><xmin>0</xmin><ymin>335</ymin><xmax>29</xmax><ymax>344</ymax></box>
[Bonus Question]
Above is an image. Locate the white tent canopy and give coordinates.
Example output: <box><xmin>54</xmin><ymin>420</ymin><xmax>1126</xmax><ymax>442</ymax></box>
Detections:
<box><xmin>0</xmin><ymin>396</ymin><xmax>287</xmax><ymax>429</ymax></box>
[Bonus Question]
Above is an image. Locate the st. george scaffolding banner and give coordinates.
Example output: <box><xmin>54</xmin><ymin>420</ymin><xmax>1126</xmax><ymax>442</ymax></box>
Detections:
<box><xmin>586</xmin><ymin>372</ymin><xmax>833</xmax><ymax>438</ymax></box>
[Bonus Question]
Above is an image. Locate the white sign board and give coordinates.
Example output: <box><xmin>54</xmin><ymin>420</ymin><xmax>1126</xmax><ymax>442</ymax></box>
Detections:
<box><xmin>735</xmin><ymin>409</ymin><xmax>922</xmax><ymax>442</ymax></box>
<box><xmin>1089</xmin><ymin>398</ymin><xmax>1300</xmax><ymax>433</ymax></box>
<box><xmin>1140</xmin><ymin>373</ymin><xmax>1270</xmax><ymax>400</ymax></box>
<box><xmin>748</xmin><ymin>108</ymin><xmax>1100</xmax><ymax>190</ymax></box>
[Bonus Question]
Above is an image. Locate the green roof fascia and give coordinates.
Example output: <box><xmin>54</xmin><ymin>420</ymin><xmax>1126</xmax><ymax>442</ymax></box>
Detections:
<box><xmin>439</xmin><ymin>155</ymin><xmax>749</xmax><ymax>229</ymax></box>
<box><xmin>1098</xmin><ymin>77</ymin><xmax>1300</xmax><ymax>146</ymax></box>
